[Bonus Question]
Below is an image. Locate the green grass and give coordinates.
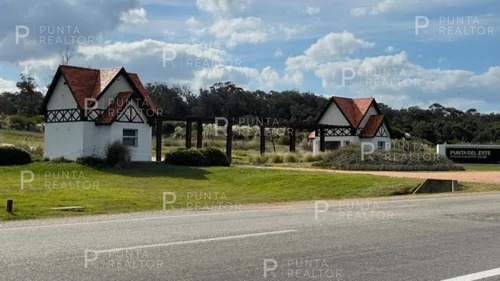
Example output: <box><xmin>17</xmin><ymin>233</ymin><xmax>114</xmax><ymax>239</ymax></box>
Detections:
<box><xmin>464</xmin><ymin>164</ymin><xmax>500</xmax><ymax>171</ymax></box>
<box><xmin>0</xmin><ymin>162</ymin><xmax>427</xmax><ymax>221</ymax></box>
<box><xmin>0</xmin><ymin>129</ymin><xmax>43</xmax><ymax>146</ymax></box>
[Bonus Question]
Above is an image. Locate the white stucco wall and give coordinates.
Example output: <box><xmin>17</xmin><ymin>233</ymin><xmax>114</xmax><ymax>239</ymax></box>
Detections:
<box><xmin>44</xmin><ymin>122</ymin><xmax>84</xmax><ymax>160</ymax></box>
<box><xmin>319</xmin><ymin>103</ymin><xmax>350</xmax><ymax>126</ymax></box>
<box><xmin>46</xmin><ymin>76</ymin><xmax>77</xmax><ymax>110</ymax></box>
<box><xmin>98</xmin><ymin>75</ymin><xmax>134</xmax><ymax>109</ymax></box>
<box><xmin>358</xmin><ymin>105</ymin><xmax>378</xmax><ymax>128</ymax></box>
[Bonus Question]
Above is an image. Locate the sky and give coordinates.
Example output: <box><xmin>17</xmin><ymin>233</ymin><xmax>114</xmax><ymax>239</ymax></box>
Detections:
<box><xmin>0</xmin><ymin>0</ymin><xmax>499</xmax><ymax>112</ymax></box>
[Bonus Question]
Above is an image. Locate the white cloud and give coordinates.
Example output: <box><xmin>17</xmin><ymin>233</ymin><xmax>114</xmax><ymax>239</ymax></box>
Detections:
<box><xmin>258</xmin><ymin>66</ymin><xmax>280</xmax><ymax>90</ymax></box>
<box><xmin>120</xmin><ymin>8</ymin><xmax>148</xmax><ymax>25</ymax></box>
<box><xmin>186</xmin><ymin>16</ymin><xmax>199</xmax><ymax>27</ymax></box>
<box><xmin>385</xmin><ymin>46</ymin><xmax>396</xmax><ymax>53</ymax></box>
<box><xmin>305</xmin><ymin>6</ymin><xmax>320</xmax><ymax>15</ymax></box>
<box><xmin>350</xmin><ymin>7</ymin><xmax>368</xmax><ymax>17</ymax></box>
<box><xmin>196</xmin><ymin>0</ymin><xmax>248</xmax><ymax>14</ymax></box>
<box><xmin>0</xmin><ymin>77</ymin><xmax>17</xmax><ymax>93</ymax></box>
<box><xmin>208</xmin><ymin>17</ymin><xmax>267</xmax><ymax>47</ymax></box>
<box><xmin>304</xmin><ymin>31</ymin><xmax>374</xmax><ymax>62</ymax></box>
<box><xmin>274</xmin><ymin>48</ymin><xmax>283</xmax><ymax>58</ymax></box>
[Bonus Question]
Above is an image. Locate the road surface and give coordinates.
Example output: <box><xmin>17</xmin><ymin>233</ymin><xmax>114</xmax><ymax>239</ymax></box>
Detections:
<box><xmin>1</xmin><ymin>193</ymin><xmax>500</xmax><ymax>280</ymax></box>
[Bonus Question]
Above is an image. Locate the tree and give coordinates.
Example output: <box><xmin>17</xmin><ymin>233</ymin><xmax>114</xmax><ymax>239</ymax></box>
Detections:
<box><xmin>15</xmin><ymin>74</ymin><xmax>43</xmax><ymax>116</ymax></box>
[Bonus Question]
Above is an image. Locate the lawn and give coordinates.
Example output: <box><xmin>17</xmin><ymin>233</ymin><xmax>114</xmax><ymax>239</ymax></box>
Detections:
<box><xmin>0</xmin><ymin>162</ymin><xmax>498</xmax><ymax>221</ymax></box>
<box><xmin>463</xmin><ymin>164</ymin><xmax>500</xmax><ymax>171</ymax></box>
<box><xmin>0</xmin><ymin>129</ymin><xmax>44</xmax><ymax>146</ymax></box>
<box><xmin>0</xmin><ymin>162</ymin><xmax>425</xmax><ymax>221</ymax></box>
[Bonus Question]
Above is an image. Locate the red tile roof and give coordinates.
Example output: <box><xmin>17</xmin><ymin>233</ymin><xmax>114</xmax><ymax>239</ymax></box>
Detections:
<box><xmin>360</xmin><ymin>114</ymin><xmax>385</xmax><ymax>138</ymax></box>
<box><xmin>331</xmin><ymin>97</ymin><xmax>374</xmax><ymax>127</ymax></box>
<box><xmin>43</xmin><ymin>65</ymin><xmax>157</xmax><ymax>122</ymax></box>
<box><xmin>96</xmin><ymin>91</ymin><xmax>133</xmax><ymax>124</ymax></box>
<box><xmin>128</xmin><ymin>73</ymin><xmax>157</xmax><ymax>114</ymax></box>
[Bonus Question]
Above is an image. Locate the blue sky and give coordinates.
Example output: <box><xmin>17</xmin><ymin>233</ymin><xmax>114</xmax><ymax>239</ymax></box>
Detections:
<box><xmin>0</xmin><ymin>0</ymin><xmax>499</xmax><ymax>112</ymax></box>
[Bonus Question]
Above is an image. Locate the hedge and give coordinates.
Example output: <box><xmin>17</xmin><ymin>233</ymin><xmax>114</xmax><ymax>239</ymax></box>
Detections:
<box><xmin>0</xmin><ymin>146</ymin><xmax>32</xmax><ymax>165</ymax></box>
<box><xmin>164</xmin><ymin>148</ymin><xmax>229</xmax><ymax>166</ymax></box>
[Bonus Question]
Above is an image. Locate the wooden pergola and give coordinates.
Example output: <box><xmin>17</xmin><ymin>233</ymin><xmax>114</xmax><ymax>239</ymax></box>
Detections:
<box><xmin>154</xmin><ymin>116</ymin><xmax>353</xmax><ymax>162</ymax></box>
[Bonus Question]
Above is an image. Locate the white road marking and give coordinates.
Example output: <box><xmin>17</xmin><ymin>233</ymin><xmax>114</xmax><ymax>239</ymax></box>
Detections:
<box><xmin>92</xmin><ymin>229</ymin><xmax>298</xmax><ymax>253</ymax></box>
<box><xmin>0</xmin><ymin>193</ymin><xmax>498</xmax><ymax>231</ymax></box>
<box><xmin>441</xmin><ymin>267</ymin><xmax>500</xmax><ymax>281</ymax></box>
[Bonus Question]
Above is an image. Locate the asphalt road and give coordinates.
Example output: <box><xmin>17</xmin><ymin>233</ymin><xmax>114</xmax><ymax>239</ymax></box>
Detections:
<box><xmin>1</xmin><ymin>193</ymin><xmax>500</xmax><ymax>281</ymax></box>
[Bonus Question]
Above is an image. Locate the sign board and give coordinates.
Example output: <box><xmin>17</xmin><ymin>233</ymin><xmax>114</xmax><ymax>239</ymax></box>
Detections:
<box><xmin>445</xmin><ymin>147</ymin><xmax>500</xmax><ymax>164</ymax></box>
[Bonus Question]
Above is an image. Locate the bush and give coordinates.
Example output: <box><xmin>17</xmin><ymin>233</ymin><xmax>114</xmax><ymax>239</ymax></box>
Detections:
<box><xmin>283</xmin><ymin>153</ymin><xmax>298</xmax><ymax>163</ymax></box>
<box><xmin>269</xmin><ymin>154</ymin><xmax>284</xmax><ymax>164</ymax></box>
<box><xmin>0</xmin><ymin>146</ymin><xmax>31</xmax><ymax>165</ymax></box>
<box><xmin>250</xmin><ymin>154</ymin><xmax>269</xmax><ymax>165</ymax></box>
<box><xmin>321</xmin><ymin>143</ymin><xmax>464</xmax><ymax>171</ymax></box>
<box><xmin>76</xmin><ymin>156</ymin><xmax>106</xmax><ymax>167</ymax></box>
<box><xmin>302</xmin><ymin>153</ymin><xmax>316</xmax><ymax>162</ymax></box>
<box><xmin>15</xmin><ymin>143</ymin><xmax>43</xmax><ymax>161</ymax></box>
<box><xmin>50</xmin><ymin>157</ymin><xmax>72</xmax><ymax>163</ymax></box>
<box><xmin>199</xmin><ymin>148</ymin><xmax>230</xmax><ymax>166</ymax></box>
<box><xmin>105</xmin><ymin>141</ymin><xmax>131</xmax><ymax>167</ymax></box>
<box><xmin>165</xmin><ymin>148</ymin><xmax>208</xmax><ymax>166</ymax></box>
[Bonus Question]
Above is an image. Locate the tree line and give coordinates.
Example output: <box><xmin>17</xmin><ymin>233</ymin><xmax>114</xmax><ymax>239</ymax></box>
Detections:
<box><xmin>1</xmin><ymin>76</ymin><xmax>499</xmax><ymax>145</ymax></box>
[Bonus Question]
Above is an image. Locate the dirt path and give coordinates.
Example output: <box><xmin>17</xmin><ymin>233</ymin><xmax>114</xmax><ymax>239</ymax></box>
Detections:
<box><xmin>237</xmin><ymin>165</ymin><xmax>500</xmax><ymax>184</ymax></box>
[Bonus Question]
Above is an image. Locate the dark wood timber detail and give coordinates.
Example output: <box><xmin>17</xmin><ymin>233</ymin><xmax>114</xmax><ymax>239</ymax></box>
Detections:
<box><xmin>156</xmin><ymin>120</ymin><xmax>162</xmax><ymax>162</ymax></box>
<box><xmin>319</xmin><ymin>126</ymin><xmax>326</xmax><ymax>152</ymax></box>
<box><xmin>260</xmin><ymin>126</ymin><xmax>266</xmax><ymax>155</ymax></box>
<box><xmin>196</xmin><ymin>121</ymin><xmax>203</xmax><ymax>149</ymax></box>
<box><xmin>226</xmin><ymin>119</ymin><xmax>232</xmax><ymax>162</ymax></box>
<box><xmin>185</xmin><ymin>120</ymin><xmax>192</xmax><ymax>149</ymax></box>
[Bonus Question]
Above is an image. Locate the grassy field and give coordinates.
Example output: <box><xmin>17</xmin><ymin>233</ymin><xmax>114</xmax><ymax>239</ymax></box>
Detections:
<box><xmin>0</xmin><ymin>162</ymin><xmax>498</xmax><ymax>221</ymax></box>
<box><xmin>0</xmin><ymin>162</ymin><xmax>422</xmax><ymax>221</ymax></box>
<box><xmin>463</xmin><ymin>164</ymin><xmax>500</xmax><ymax>171</ymax></box>
<box><xmin>0</xmin><ymin>129</ymin><xmax>43</xmax><ymax>146</ymax></box>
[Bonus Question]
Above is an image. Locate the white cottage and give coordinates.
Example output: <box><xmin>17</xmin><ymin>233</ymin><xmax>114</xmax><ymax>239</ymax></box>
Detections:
<box><xmin>42</xmin><ymin>65</ymin><xmax>158</xmax><ymax>161</ymax></box>
<box><xmin>309</xmin><ymin>96</ymin><xmax>391</xmax><ymax>154</ymax></box>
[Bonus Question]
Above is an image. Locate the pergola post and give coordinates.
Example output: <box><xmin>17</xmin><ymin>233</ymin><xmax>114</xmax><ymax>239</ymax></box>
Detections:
<box><xmin>260</xmin><ymin>125</ymin><xmax>266</xmax><ymax>154</ymax></box>
<box><xmin>319</xmin><ymin>126</ymin><xmax>325</xmax><ymax>152</ymax></box>
<box><xmin>289</xmin><ymin>127</ymin><xmax>296</xmax><ymax>152</ymax></box>
<box><xmin>226</xmin><ymin>119</ymin><xmax>232</xmax><ymax>163</ymax></box>
<box><xmin>185</xmin><ymin>120</ymin><xmax>192</xmax><ymax>148</ymax></box>
<box><xmin>196</xmin><ymin>121</ymin><xmax>203</xmax><ymax>149</ymax></box>
<box><xmin>155</xmin><ymin>120</ymin><xmax>162</xmax><ymax>162</ymax></box>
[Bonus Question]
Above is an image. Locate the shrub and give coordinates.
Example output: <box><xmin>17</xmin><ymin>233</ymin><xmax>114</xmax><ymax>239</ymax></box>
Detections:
<box><xmin>0</xmin><ymin>146</ymin><xmax>31</xmax><ymax>165</ymax></box>
<box><xmin>250</xmin><ymin>154</ymin><xmax>269</xmax><ymax>165</ymax></box>
<box><xmin>105</xmin><ymin>141</ymin><xmax>131</xmax><ymax>167</ymax></box>
<box><xmin>283</xmin><ymin>153</ymin><xmax>298</xmax><ymax>163</ymax></box>
<box><xmin>15</xmin><ymin>143</ymin><xmax>43</xmax><ymax>161</ymax></box>
<box><xmin>165</xmin><ymin>148</ymin><xmax>208</xmax><ymax>166</ymax></box>
<box><xmin>76</xmin><ymin>156</ymin><xmax>106</xmax><ymax>167</ymax></box>
<box><xmin>199</xmin><ymin>148</ymin><xmax>230</xmax><ymax>166</ymax></box>
<box><xmin>269</xmin><ymin>154</ymin><xmax>284</xmax><ymax>164</ymax></box>
<box><xmin>50</xmin><ymin>157</ymin><xmax>72</xmax><ymax>163</ymax></box>
<box><xmin>303</xmin><ymin>152</ymin><xmax>316</xmax><ymax>162</ymax></box>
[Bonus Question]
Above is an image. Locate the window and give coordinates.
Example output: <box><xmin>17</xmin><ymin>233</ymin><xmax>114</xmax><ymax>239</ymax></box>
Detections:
<box><xmin>377</xmin><ymin>141</ymin><xmax>385</xmax><ymax>150</ymax></box>
<box><xmin>325</xmin><ymin>141</ymin><xmax>341</xmax><ymax>150</ymax></box>
<box><xmin>123</xmin><ymin>129</ymin><xmax>138</xmax><ymax>147</ymax></box>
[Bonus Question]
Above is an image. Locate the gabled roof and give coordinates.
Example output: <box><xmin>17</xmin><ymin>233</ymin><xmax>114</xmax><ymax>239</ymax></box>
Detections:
<box><xmin>42</xmin><ymin>65</ymin><xmax>157</xmax><ymax>120</ymax></box>
<box><xmin>360</xmin><ymin>114</ymin><xmax>385</xmax><ymax>138</ymax></box>
<box><xmin>96</xmin><ymin>91</ymin><xmax>133</xmax><ymax>125</ymax></box>
<box><xmin>316</xmin><ymin>96</ymin><xmax>377</xmax><ymax>128</ymax></box>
